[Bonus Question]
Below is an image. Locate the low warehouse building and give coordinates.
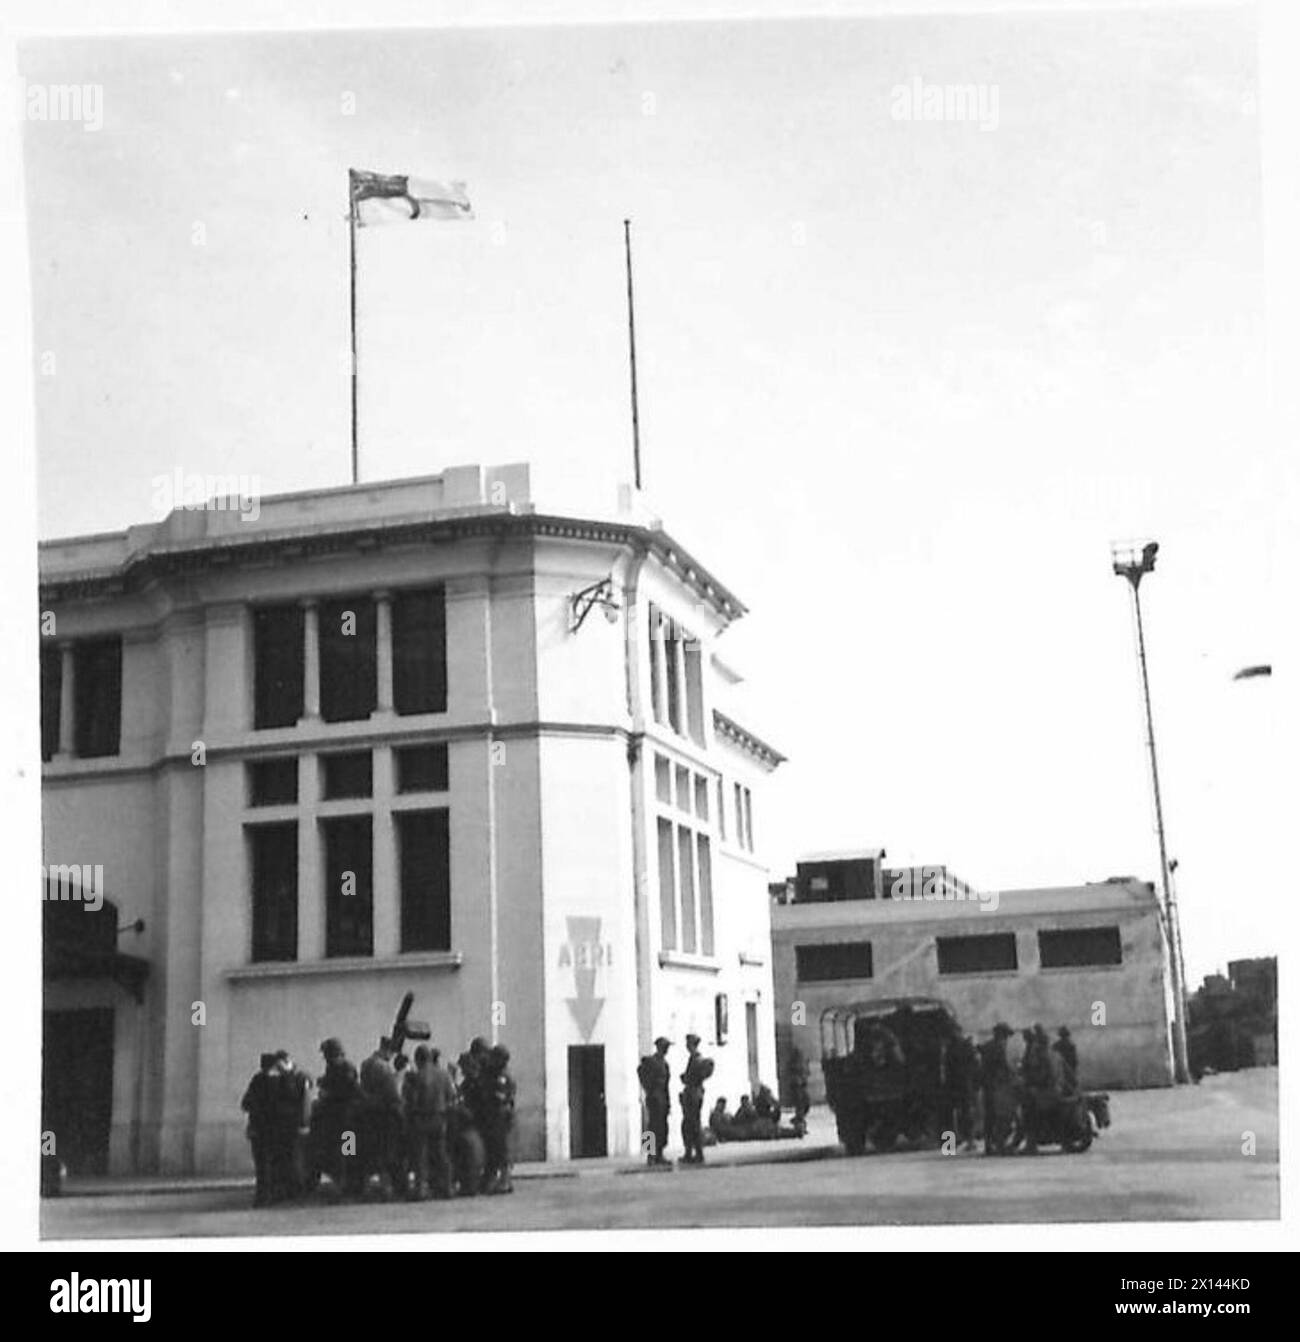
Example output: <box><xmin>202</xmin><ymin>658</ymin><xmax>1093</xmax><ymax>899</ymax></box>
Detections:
<box><xmin>772</xmin><ymin>853</ymin><xmax>1175</xmax><ymax>1101</ymax></box>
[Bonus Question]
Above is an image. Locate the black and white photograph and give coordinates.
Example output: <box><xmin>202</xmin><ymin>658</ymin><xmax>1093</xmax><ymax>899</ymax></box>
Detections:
<box><xmin>2</xmin><ymin>0</ymin><xmax>1296</xmax><ymax>1282</ymax></box>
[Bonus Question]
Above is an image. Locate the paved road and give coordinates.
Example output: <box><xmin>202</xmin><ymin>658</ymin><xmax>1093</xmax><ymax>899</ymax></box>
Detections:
<box><xmin>42</xmin><ymin>1069</ymin><xmax>1278</xmax><ymax>1239</ymax></box>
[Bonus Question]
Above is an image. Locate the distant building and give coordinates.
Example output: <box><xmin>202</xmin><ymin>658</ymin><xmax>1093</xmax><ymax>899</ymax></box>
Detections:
<box><xmin>39</xmin><ymin>464</ymin><xmax>783</xmax><ymax>1175</ymax></box>
<box><xmin>772</xmin><ymin>856</ymin><xmax>1175</xmax><ymax>1099</ymax></box>
<box><xmin>1188</xmin><ymin>956</ymin><xmax>1277</xmax><ymax>1074</ymax></box>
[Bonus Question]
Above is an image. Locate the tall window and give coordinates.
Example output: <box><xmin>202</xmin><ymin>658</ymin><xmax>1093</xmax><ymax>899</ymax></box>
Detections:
<box><xmin>733</xmin><ymin>783</ymin><xmax>754</xmax><ymax>851</ymax></box>
<box><xmin>73</xmin><ymin>636</ymin><xmax>122</xmax><ymax>758</ymax></box>
<box><xmin>392</xmin><ymin>587</ymin><xmax>447</xmax><ymax>715</ymax></box>
<box><xmin>656</xmin><ymin>766</ymin><xmax>716</xmax><ymax>957</ymax></box>
<box><xmin>249</xmin><ymin>822</ymin><xmax>298</xmax><ymax>962</ymax></box>
<box><xmin>657</xmin><ymin>818</ymin><xmax>677</xmax><ymax>950</ymax></box>
<box><xmin>397</xmin><ymin>809</ymin><xmax>451</xmax><ymax>952</ymax></box>
<box><xmin>684</xmin><ymin>638</ymin><xmax>705</xmax><ymax>744</ymax></box>
<box><xmin>253</xmin><ymin>604</ymin><xmax>304</xmax><ymax>729</ymax></box>
<box><xmin>319</xmin><ymin>597</ymin><xmax>377</xmax><ymax>723</ymax></box>
<box><xmin>664</xmin><ymin>624</ymin><xmax>681</xmax><ymax>731</ymax></box>
<box><xmin>648</xmin><ymin>607</ymin><xmax>663</xmax><ymax>721</ymax></box>
<box><xmin>40</xmin><ymin>645</ymin><xmax>61</xmax><ymax>761</ymax></box>
<box><xmin>322</xmin><ymin>815</ymin><xmax>373</xmax><ymax>957</ymax></box>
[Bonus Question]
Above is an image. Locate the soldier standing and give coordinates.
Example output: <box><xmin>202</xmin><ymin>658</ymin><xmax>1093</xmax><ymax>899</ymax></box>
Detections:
<box><xmin>947</xmin><ymin>1034</ymin><xmax>981</xmax><ymax>1152</ymax></box>
<box><xmin>637</xmin><ymin>1036</ymin><xmax>672</xmax><ymax>1165</ymax></box>
<box><xmin>404</xmin><ymin>1044</ymin><xmax>457</xmax><ymax>1200</ymax></box>
<box><xmin>360</xmin><ymin>1036</ymin><xmax>405</xmax><ymax>1198</ymax></box>
<box><xmin>979</xmin><ymin>1022</ymin><xmax>1015</xmax><ymax>1155</ymax></box>
<box><xmin>789</xmin><ymin>1047</ymin><xmax>811</xmax><ymax>1137</ymax></box>
<box><xmin>679</xmin><ymin>1033</ymin><xmax>713</xmax><ymax>1165</ymax></box>
<box><xmin>269</xmin><ymin>1049</ymin><xmax>311</xmax><ymax>1202</ymax></box>
<box><xmin>313</xmin><ymin>1037</ymin><xmax>362</xmax><ymax>1196</ymax></box>
<box><xmin>481</xmin><ymin>1044</ymin><xmax>517</xmax><ymax>1195</ymax></box>
<box><xmin>1054</xmin><ymin>1026</ymin><xmax>1079</xmax><ymax>1094</ymax></box>
<box><xmin>240</xmin><ymin>1053</ymin><xmax>277</xmax><ymax>1208</ymax></box>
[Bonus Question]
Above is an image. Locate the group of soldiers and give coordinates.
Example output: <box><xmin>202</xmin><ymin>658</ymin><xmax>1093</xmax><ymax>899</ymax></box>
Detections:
<box><xmin>946</xmin><ymin>1021</ymin><xmax>1079</xmax><ymax>1153</ymax></box>
<box><xmin>241</xmin><ymin>1033</ymin><xmax>517</xmax><ymax>1206</ymax></box>
<box><xmin>636</xmin><ymin>1033</ymin><xmax>716</xmax><ymax>1165</ymax></box>
<box><xmin>708</xmin><ymin>1082</ymin><xmax>805</xmax><ymax>1143</ymax></box>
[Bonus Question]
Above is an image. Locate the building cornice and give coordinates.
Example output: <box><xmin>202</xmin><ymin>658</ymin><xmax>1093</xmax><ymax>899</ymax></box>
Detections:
<box><xmin>712</xmin><ymin>709</ymin><xmax>787</xmax><ymax>769</ymax></box>
<box><xmin>39</xmin><ymin>511</ymin><xmax>748</xmax><ymax>627</ymax></box>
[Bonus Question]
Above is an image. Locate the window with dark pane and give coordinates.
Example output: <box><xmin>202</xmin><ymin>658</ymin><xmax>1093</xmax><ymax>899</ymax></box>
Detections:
<box><xmin>248</xmin><ymin>757</ymin><xmax>298</xmax><ymax>806</ymax></box>
<box><xmin>249</xmin><ymin>822</ymin><xmax>298</xmax><ymax>962</ymax></box>
<box><xmin>253</xmin><ymin>604</ymin><xmax>304</xmax><ymax>729</ymax></box>
<box><xmin>395</xmin><ymin>744</ymin><xmax>449</xmax><ymax>793</ymax></box>
<box><xmin>322</xmin><ymin>815</ymin><xmax>373</xmax><ymax>957</ymax></box>
<box><xmin>936</xmin><ymin>933</ymin><xmax>1018</xmax><ymax>975</ymax></box>
<box><xmin>1038</xmin><ymin>926</ymin><xmax>1123</xmax><ymax>969</ymax></box>
<box><xmin>319</xmin><ymin>596</ymin><xmax>377</xmax><ymax>723</ymax></box>
<box><xmin>392</xmin><ymin>587</ymin><xmax>447</xmax><ymax>716</ymax></box>
<box><xmin>73</xmin><ymin>636</ymin><xmax>122</xmax><ymax>758</ymax></box>
<box><xmin>795</xmin><ymin>942</ymin><xmax>873</xmax><ymax>982</ymax></box>
<box><xmin>322</xmin><ymin>750</ymin><xmax>372</xmax><ymax>799</ymax></box>
<box><xmin>398</xmin><ymin>809</ymin><xmax>451</xmax><ymax>952</ymax></box>
<box><xmin>40</xmin><ymin>644</ymin><xmax>61</xmax><ymax>761</ymax></box>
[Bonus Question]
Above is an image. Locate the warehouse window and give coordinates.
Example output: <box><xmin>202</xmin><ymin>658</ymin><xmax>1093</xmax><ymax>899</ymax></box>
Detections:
<box><xmin>796</xmin><ymin>942</ymin><xmax>874</xmax><ymax>982</ymax></box>
<box><xmin>397</xmin><ymin>809</ymin><xmax>451</xmax><ymax>952</ymax></box>
<box><xmin>1038</xmin><ymin>926</ymin><xmax>1123</xmax><ymax>969</ymax></box>
<box><xmin>253</xmin><ymin>604</ymin><xmax>304</xmax><ymax>729</ymax></box>
<box><xmin>393</xmin><ymin>587</ymin><xmax>447</xmax><ymax>716</ymax></box>
<box><xmin>73</xmin><ymin>636</ymin><xmax>123</xmax><ymax>758</ymax></box>
<box><xmin>936</xmin><ymin>933</ymin><xmax>1018</xmax><ymax>975</ymax></box>
<box><xmin>319</xmin><ymin>597</ymin><xmax>377</xmax><ymax>723</ymax></box>
<box><xmin>654</xmin><ymin>754</ymin><xmax>672</xmax><ymax>804</ymax></box>
<box><xmin>396</xmin><ymin>744</ymin><xmax>449</xmax><ymax>793</ymax></box>
<box><xmin>249</xmin><ymin>822</ymin><xmax>298</xmax><ymax>962</ymax></box>
<box><xmin>322</xmin><ymin>815</ymin><xmax>373</xmax><ymax>957</ymax></box>
<box><xmin>248</xmin><ymin>758</ymin><xmax>298</xmax><ymax>807</ymax></box>
<box><xmin>40</xmin><ymin>645</ymin><xmax>61</xmax><ymax>761</ymax></box>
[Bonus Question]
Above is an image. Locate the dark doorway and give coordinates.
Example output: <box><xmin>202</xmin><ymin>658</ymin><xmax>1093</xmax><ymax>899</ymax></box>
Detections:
<box><xmin>567</xmin><ymin>1044</ymin><xmax>607</xmax><ymax>1158</ymax></box>
<box><xmin>746</xmin><ymin>1002</ymin><xmax>761</xmax><ymax>1091</ymax></box>
<box><xmin>42</xmin><ymin>1008</ymin><xmax>115</xmax><ymax>1175</ymax></box>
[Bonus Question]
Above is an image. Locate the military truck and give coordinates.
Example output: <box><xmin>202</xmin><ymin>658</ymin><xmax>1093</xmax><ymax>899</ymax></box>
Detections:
<box><xmin>820</xmin><ymin>997</ymin><xmax>965</xmax><ymax>1154</ymax></box>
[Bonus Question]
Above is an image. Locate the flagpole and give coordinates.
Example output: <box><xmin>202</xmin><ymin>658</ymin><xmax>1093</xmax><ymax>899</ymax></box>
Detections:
<box><xmin>349</xmin><ymin>171</ymin><xmax>359</xmax><ymax>485</ymax></box>
<box><xmin>623</xmin><ymin>218</ymin><xmax>642</xmax><ymax>490</ymax></box>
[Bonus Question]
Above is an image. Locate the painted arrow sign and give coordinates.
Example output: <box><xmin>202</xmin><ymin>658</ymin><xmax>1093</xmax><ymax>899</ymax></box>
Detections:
<box><xmin>563</xmin><ymin>916</ymin><xmax>606</xmax><ymax>1041</ymax></box>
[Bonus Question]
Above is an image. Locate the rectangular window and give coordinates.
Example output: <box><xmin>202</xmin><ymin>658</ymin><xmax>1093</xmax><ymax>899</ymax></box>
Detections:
<box><xmin>743</xmin><ymin>788</ymin><xmax>754</xmax><ymax>852</ymax></box>
<box><xmin>253</xmin><ymin>604</ymin><xmax>304</xmax><ymax>730</ymax></box>
<box><xmin>716</xmin><ymin>779</ymin><xmax>726</xmax><ymax>840</ymax></box>
<box><xmin>697</xmin><ymin>834</ymin><xmax>715</xmax><ymax>956</ymax></box>
<box><xmin>693</xmin><ymin>775</ymin><xmax>709</xmax><ymax>822</ymax></box>
<box><xmin>796</xmin><ymin>942</ymin><xmax>874</xmax><ymax>982</ymax></box>
<box><xmin>248</xmin><ymin>758</ymin><xmax>298</xmax><ymax>807</ymax></box>
<box><xmin>40</xmin><ymin>645</ymin><xmax>61</xmax><ymax>762</ymax></box>
<box><xmin>648</xmin><ymin>606</ymin><xmax>663</xmax><ymax>723</ymax></box>
<box><xmin>936</xmin><ymin>933</ymin><xmax>1018</xmax><ymax>975</ymax></box>
<box><xmin>734</xmin><ymin>783</ymin><xmax>746</xmax><ymax>848</ymax></box>
<box><xmin>397</xmin><ymin>809</ymin><xmax>451</xmax><ymax>952</ymax></box>
<box><xmin>677</xmin><ymin>825</ymin><xmax>697</xmax><ymax>953</ymax></box>
<box><xmin>675</xmin><ymin>764</ymin><xmax>691</xmax><ymax>813</ymax></box>
<box><xmin>322</xmin><ymin>751</ymin><xmax>372</xmax><ymax>799</ymax></box>
<box><xmin>319</xmin><ymin>597</ymin><xmax>377</xmax><ymax>723</ymax></box>
<box><xmin>322</xmin><ymin>815</ymin><xmax>373</xmax><ymax>958</ymax></box>
<box><xmin>1038</xmin><ymin>926</ymin><xmax>1123</xmax><ymax>969</ymax></box>
<box><xmin>73</xmin><ymin>636</ymin><xmax>122</xmax><ymax>758</ymax></box>
<box><xmin>664</xmin><ymin>624</ymin><xmax>682</xmax><ymax>732</ymax></box>
<box><xmin>657</xmin><ymin>817</ymin><xmax>677</xmax><ymax>951</ymax></box>
<box><xmin>249</xmin><ymin>822</ymin><xmax>298</xmax><ymax>962</ymax></box>
<box><xmin>684</xmin><ymin>637</ymin><xmax>705</xmax><ymax>744</ymax></box>
<box><xmin>396</xmin><ymin>744</ymin><xmax>449</xmax><ymax>793</ymax></box>
<box><xmin>392</xmin><ymin>587</ymin><xmax>447</xmax><ymax>716</ymax></box>
<box><xmin>654</xmin><ymin>754</ymin><xmax>672</xmax><ymax>805</ymax></box>
<box><xmin>796</xmin><ymin>858</ymin><xmax>876</xmax><ymax>903</ymax></box>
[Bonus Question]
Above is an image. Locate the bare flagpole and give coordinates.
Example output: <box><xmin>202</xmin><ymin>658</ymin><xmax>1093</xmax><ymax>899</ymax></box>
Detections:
<box><xmin>349</xmin><ymin>170</ymin><xmax>360</xmax><ymax>485</ymax></box>
<box><xmin>623</xmin><ymin>218</ymin><xmax>642</xmax><ymax>490</ymax></box>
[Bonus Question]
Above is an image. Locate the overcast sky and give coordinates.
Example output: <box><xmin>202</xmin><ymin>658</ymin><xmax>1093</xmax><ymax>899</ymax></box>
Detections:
<box><xmin>20</xmin><ymin>7</ymin><xmax>1286</xmax><ymax>982</ymax></box>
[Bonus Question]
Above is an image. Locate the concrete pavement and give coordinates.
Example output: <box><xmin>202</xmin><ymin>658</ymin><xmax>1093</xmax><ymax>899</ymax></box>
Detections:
<box><xmin>42</xmin><ymin>1069</ymin><xmax>1278</xmax><ymax>1238</ymax></box>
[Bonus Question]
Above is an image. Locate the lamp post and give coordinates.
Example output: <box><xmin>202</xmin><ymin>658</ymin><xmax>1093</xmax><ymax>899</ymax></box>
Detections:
<box><xmin>1111</xmin><ymin>540</ymin><xmax>1191</xmax><ymax>1084</ymax></box>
